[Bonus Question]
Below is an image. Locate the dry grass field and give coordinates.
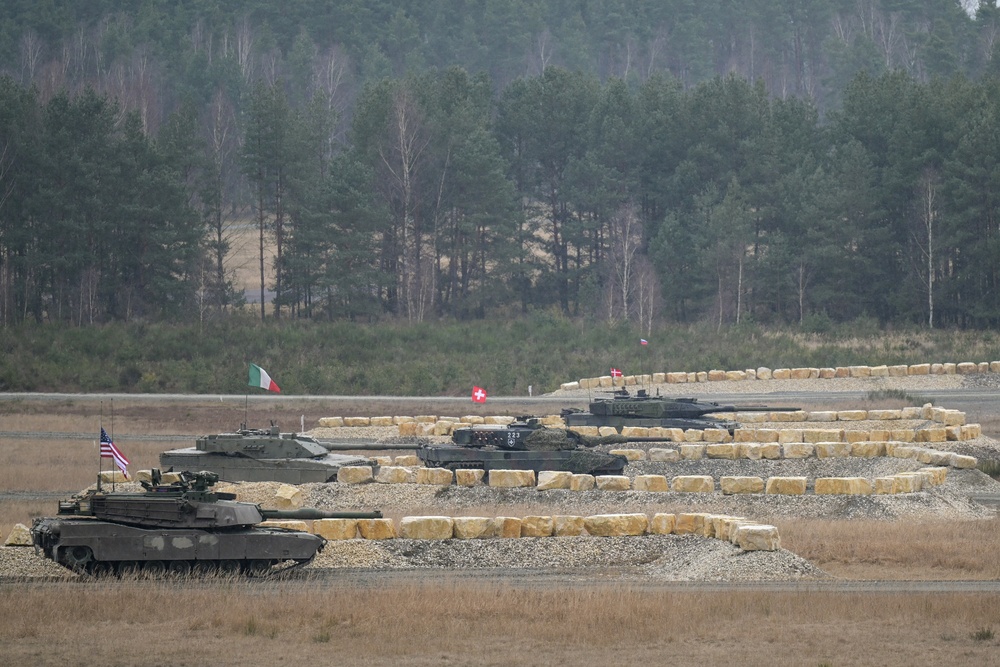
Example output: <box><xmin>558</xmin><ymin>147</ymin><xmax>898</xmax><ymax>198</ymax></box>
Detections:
<box><xmin>2</xmin><ymin>397</ymin><xmax>1000</xmax><ymax>666</ymax></box>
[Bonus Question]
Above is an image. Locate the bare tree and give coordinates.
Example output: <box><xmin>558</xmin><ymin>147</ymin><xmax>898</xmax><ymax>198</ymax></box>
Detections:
<box><xmin>912</xmin><ymin>168</ymin><xmax>938</xmax><ymax>328</ymax></box>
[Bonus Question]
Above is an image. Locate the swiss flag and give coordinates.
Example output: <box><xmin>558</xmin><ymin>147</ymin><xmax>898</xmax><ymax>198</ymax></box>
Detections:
<box><xmin>610</xmin><ymin>368</ymin><xmax>623</xmax><ymax>377</ymax></box>
<box><xmin>472</xmin><ymin>386</ymin><xmax>488</xmax><ymax>403</ymax></box>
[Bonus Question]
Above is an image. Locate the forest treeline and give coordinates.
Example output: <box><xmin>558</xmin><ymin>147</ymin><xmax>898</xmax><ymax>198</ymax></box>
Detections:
<box><xmin>2</xmin><ymin>2</ymin><xmax>1000</xmax><ymax>328</ymax></box>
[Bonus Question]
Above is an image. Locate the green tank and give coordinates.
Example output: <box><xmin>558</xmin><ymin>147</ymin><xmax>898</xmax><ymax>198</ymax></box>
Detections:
<box><xmin>31</xmin><ymin>470</ymin><xmax>382</xmax><ymax>577</ymax></box>
<box><xmin>417</xmin><ymin>417</ymin><xmax>661</xmax><ymax>475</ymax></box>
<box><xmin>159</xmin><ymin>423</ymin><xmax>371</xmax><ymax>483</ymax></box>
<box><xmin>561</xmin><ymin>389</ymin><xmax>786</xmax><ymax>433</ymax></box>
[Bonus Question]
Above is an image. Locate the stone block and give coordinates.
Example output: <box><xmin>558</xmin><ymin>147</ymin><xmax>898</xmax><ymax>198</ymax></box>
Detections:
<box><xmin>772</xmin><ymin>368</ymin><xmax>791</xmax><ymax>380</ymax></box>
<box><xmin>460</xmin><ymin>415</ymin><xmax>486</xmax><ymax>424</ymax></box>
<box><xmin>584</xmin><ymin>514</ymin><xmax>649</xmax><ymax>537</ymax></box>
<box><xmin>400</xmin><ymin>516</ymin><xmax>453</xmax><ymax>540</ymax></box>
<box><xmin>552</xmin><ymin>515</ymin><xmax>586</xmax><ymax>536</ymax></box>
<box><xmin>819</xmin><ymin>368</ymin><xmax>837</xmax><ymax>379</ymax></box>
<box><xmin>950</xmin><ymin>453</ymin><xmax>978</xmax><ymax>469</ymax></box>
<box><xmin>705</xmin><ymin>443</ymin><xmax>737</xmax><ymax>459</ymax></box>
<box><xmin>492</xmin><ymin>517</ymin><xmax>522</xmax><ymax>538</ymax></box>
<box><xmin>393</xmin><ymin>454</ymin><xmax>420</xmax><ymax>466</ymax></box>
<box><xmin>707</xmin><ymin>369</ymin><xmax>727</xmax><ymax>381</ymax></box>
<box><xmin>923</xmin><ymin>467</ymin><xmax>949</xmax><ymax>485</ymax></box>
<box><xmin>837</xmin><ymin>410</ymin><xmax>868</xmax><ymax>421</ymax></box>
<box><xmin>652</xmin><ymin>373</ymin><xmax>666</xmax><ymax>383</ymax></box>
<box><xmin>488</xmin><ymin>469</ymin><xmax>535</xmax><ymax>488</ymax></box>
<box><xmin>851</xmin><ymin>441</ymin><xmax>885</xmax><ymax>458</ymax></box>
<box><xmin>737</xmin><ymin>443</ymin><xmax>762</xmax><ymax>460</ymax></box>
<box><xmin>483</xmin><ymin>416</ymin><xmax>515</xmax><ymax>425</ymax></box>
<box><xmin>844</xmin><ymin>430</ymin><xmax>869</xmax><ymax>444</ymax></box>
<box><xmin>756</xmin><ymin>367</ymin><xmax>773</xmax><ymax>380</ymax></box>
<box><xmin>569</xmin><ymin>474</ymin><xmax>596</xmax><ymax>491</ymax></box>
<box><xmin>273</xmin><ymin>484</ymin><xmax>304</xmax><ymax>509</ymax></box>
<box><xmin>571</xmin><ymin>426</ymin><xmax>600</xmax><ymax>437</ymax></box>
<box><xmin>416</xmin><ymin>467</ymin><xmax>454</xmax><ymax>485</ymax></box>
<box><xmin>702</xmin><ymin>428</ymin><xmax>730</xmax><ymax>443</ymax></box>
<box><xmin>666</xmin><ymin>372</ymin><xmax>688</xmax><ymax>383</ymax></box>
<box><xmin>992</xmin><ymin>361</ymin><xmax>1000</xmax><ymax>373</ymax></box>
<box><xmin>867</xmin><ymin>409</ymin><xmax>902</xmax><ymax>420</ymax></box>
<box><xmin>338</xmin><ymin>466</ymin><xmax>374</xmax><ymax>485</ymax></box>
<box><xmin>814</xmin><ymin>442</ymin><xmax>851</xmax><ymax>458</ymax></box>
<box><xmin>769</xmin><ymin>411</ymin><xmax>808</xmax><ymax>422</ymax></box>
<box><xmin>358</xmin><ymin>519</ymin><xmax>397</xmax><ymax>540</ymax></box>
<box><xmin>849</xmin><ymin>366</ymin><xmax>872</xmax><ymax>378</ymax></box>
<box><xmin>908</xmin><ymin>363</ymin><xmax>931</xmax><ymax>375</ymax></box>
<box><xmin>369</xmin><ymin>416</ymin><xmax>394</xmax><ymax>427</ymax></box>
<box><xmin>765</xmin><ymin>477</ymin><xmax>806</xmax><ymax>495</ymax></box>
<box><xmin>595</xmin><ymin>475</ymin><xmax>631</xmax><ymax>491</ymax></box>
<box><xmin>455</xmin><ymin>469</ymin><xmax>485</xmax><ymax>486</ymax></box>
<box><xmin>720</xmin><ymin>476</ymin><xmax>764</xmax><ymax>494</ymax></box>
<box><xmin>598</xmin><ymin>426</ymin><xmax>619</xmax><ymax>437</ymax></box>
<box><xmin>759</xmin><ymin>443</ymin><xmax>782</xmax><ymax>460</ymax></box>
<box><xmin>870</xmin><ymin>365</ymin><xmax>889</xmax><ymax>377</ymax></box>
<box><xmin>649</xmin><ymin>513</ymin><xmax>676</xmax><ymax>535</ymax></box>
<box><xmin>943</xmin><ymin>363</ymin><xmax>957</xmax><ymax>374</ymax></box>
<box><xmin>343</xmin><ymin>417</ymin><xmax>371</xmax><ymax>427</ymax></box>
<box><xmin>803</xmin><ymin>429</ymin><xmax>844</xmax><ymax>443</ymax></box>
<box><xmin>452</xmin><ymin>517</ymin><xmax>494</xmax><ymax>539</ymax></box>
<box><xmin>724</xmin><ymin>370</ymin><xmax>746</xmax><ymax>381</ymax></box>
<box><xmin>890</xmin><ymin>429</ymin><xmax>915</xmax><ymax>442</ymax></box>
<box><xmin>940</xmin><ymin>410</ymin><xmax>966</xmax><ymax>427</ymax></box>
<box><xmin>834</xmin><ymin>367</ymin><xmax>851</xmax><ymax>378</ymax></box>
<box><xmin>609</xmin><ymin>448</ymin><xmax>646</xmax><ymax>461</ymax></box>
<box><xmin>416</xmin><ymin>423</ymin><xmax>437</xmax><ymax>437</ymax></box>
<box><xmin>318</xmin><ymin>417</ymin><xmax>344</xmax><ymax>428</ymax></box>
<box><xmin>649</xmin><ymin>448</ymin><xmax>680</xmax><ymax>462</ymax></box>
<box><xmin>782</xmin><ymin>443</ymin><xmax>814</xmax><ymax>459</ymax></box>
<box><xmin>814</xmin><ymin>477</ymin><xmax>872</xmax><ymax>495</ymax></box>
<box><xmin>672</xmin><ymin>475</ymin><xmax>714</xmax><ymax>493</ymax></box>
<box><xmin>673</xmin><ymin>513</ymin><xmax>710</xmax><ymax>536</ymax></box>
<box><xmin>891</xmin><ymin>474</ymin><xmax>921</xmax><ymax>493</ymax></box>
<box><xmin>962</xmin><ymin>424</ymin><xmax>982</xmax><ymax>440</ymax></box>
<box><xmin>945</xmin><ymin>426</ymin><xmax>962</xmax><ymax>441</ymax></box>
<box><xmin>778</xmin><ymin>430</ymin><xmax>803</xmax><ymax>443</ymax></box>
<box><xmin>521</xmin><ymin>516</ymin><xmax>554</xmax><ymax>537</ymax></box>
<box><xmin>915</xmin><ymin>428</ymin><xmax>948</xmax><ymax>443</ymax></box>
<box><xmin>536</xmin><ymin>470</ymin><xmax>573</xmax><ymax>490</ymax></box>
<box><xmin>807</xmin><ymin>411</ymin><xmax>838</xmax><ymax>422</ymax></box>
<box><xmin>679</xmin><ymin>444</ymin><xmax>706</xmax><ymax>460</ymax></box>
<box><xmin>260</xmin><ymin>520</ymin><xmax>310</xmax><ymax>532</ymax></box>
<box><xmin>397</xmin><ymin>422</ymin><xmax>419</xmax><ymax>437</ymax></box>
<box><xmin>598</xmin><ymin>375</ymin><xmax>614</xmax><ymax>387</ymax></box>
<box><xmin>431</xmin><ymin>421</ymin><xmax>454</xmax><ymax>436</ymax></box>
<box><xmin>376</xmin><ymin>466</ymin><xmax>417</xmax><ymax>484</ymax></box>
<box><xmin>736</xmin><ymin>412</ymin><xmax>768</xmax><ymax>423</ymax></box>
<box><xmin>633</xmin><ymin>475</ymin><xmax>669</xmax><ymax>492</ymax></box>
<box><xmin>98</xmin><ymin>470</ymin><xmax>127</xmax><ymax>484</ymax></box>
<box><xmin>873</xmin><ymin>477</ymin><xmax>895</xmax><ymax>494</ymax></box>
<box><xmin>732</xmin><ymin>525</ymin><xmax>781</xmax><ymax>551</ymax></box>
<box><xmin>560</xmin><ymin>381</ymin><xmax>581</xmax><ymax>391</ymax></box>
<box><xmin>371</xmin><ymin>456</ymin><xmax>393</xmax><ymax>466</ymax></box>
<box><xmin>683</xmin><ymin>429</ymin><xmax>704</xmax><ymax>442</ymax></box>
<box><xmin>4</xmin><ymin>523</ymin><xmax>31</xmax><ymax>546</ymax></box>
<box><xmin>712</xmin><ymin>516</ymin><xmax>747</xmax><ymax>541</ymax></box>
<box><xmin>314</xmin><ymin>519</ymin><xmax>359</xmax><ymax>540</ymax></box>
<box><xmin>888</xmin><ymin>365</ymin><xmax>909</xmax><ymax>377</ymax></box>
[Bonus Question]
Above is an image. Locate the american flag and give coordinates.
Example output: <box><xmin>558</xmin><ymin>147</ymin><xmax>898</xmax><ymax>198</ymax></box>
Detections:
<box><xmin>100</xmin><ymin>428</ymin><xmax>130</xmax><ymax>479</ymax></box>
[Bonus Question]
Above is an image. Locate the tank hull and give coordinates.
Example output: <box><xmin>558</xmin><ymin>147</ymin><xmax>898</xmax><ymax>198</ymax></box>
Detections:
<box><xmin>158</xmin><ymin>448</ymin><xmax>369</xmax><ymax>483</ymax></box>
<box><xmin>32</xmin><ymin>516</ymin><xmax>325</xmax><ymax>575</ymax></box>
<box><xmin>416</xmin><ymin>444</ymin><xmax>627</xmax><ymax>475</ymax></box>
<box><xmin>561</xmin><ymin>413</ymin><xmax>738</xmax><ymax>433</ymax></box>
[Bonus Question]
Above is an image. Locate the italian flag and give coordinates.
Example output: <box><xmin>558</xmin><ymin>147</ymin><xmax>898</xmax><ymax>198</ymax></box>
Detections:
<box><xmin>248</xmin><ymin>363</ymin><xmax>281</xmax><ymax>393</ymax></box>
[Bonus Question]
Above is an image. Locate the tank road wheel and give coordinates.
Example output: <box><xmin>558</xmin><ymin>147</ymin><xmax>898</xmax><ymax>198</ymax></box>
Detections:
<box><xmin>63</xmin><ymin>546</ymin><xmax>94</xmax><ymax>572</ymax></box>
<box><xmin>167</xmin><ymin>561</ymin><xmax>191</xmax><ymax>577</ymax></box>
<box><xmin>143</xmin><ymin>561</ymin><xmax>166</xmax><ymax>577</ymax></box>
<box><xmin>245</xmin><ymin>560</ymin><xmax>272</xmax><ymax>577</ymax></box>
<box><xmin>218</xmin><ymin>560</ymin><xmax>241</xmax><ymax>576</ymax></box>
<box><xmin>90</xmin><ymin>562</ymin><xmax>114</xmax><ymax>578</ymax></box>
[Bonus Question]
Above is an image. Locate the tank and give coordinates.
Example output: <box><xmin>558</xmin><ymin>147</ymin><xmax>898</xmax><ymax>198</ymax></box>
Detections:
<box><xmin>30</xmin><ymin>469</ymin><xmax>382</xmax><ymax>577</ymax></box>
<box><xmin>417</xmin><ymin>417</ymin><xmax>663</xmax><ymax>475</ymax></box>
<box><xmin>159</xmin><ymin>423</ymin><xmax>372</xmax><ymax>484</ymax></box>
<box><xmin>560</xmin><ymin>389</ymin><xmax>787</xmax><ymax>433</ymax></box>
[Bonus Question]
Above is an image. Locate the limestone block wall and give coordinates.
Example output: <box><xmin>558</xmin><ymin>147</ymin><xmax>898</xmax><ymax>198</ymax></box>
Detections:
<box><xmin>292</xmin><ymin>511</ymin><xmax>782</xmax><ymax>552</ymax></box>
<box><xmin>563</xmin><ymin>360</ymin><xmax>1000</xmax><ymax>391</ymax></box>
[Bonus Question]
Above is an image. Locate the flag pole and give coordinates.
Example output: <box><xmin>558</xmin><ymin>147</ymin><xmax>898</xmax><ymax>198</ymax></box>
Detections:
<box><xmin>110</xmin><ymin>399</ymin><xmax>115</xmax><ymax>491</ymax></box>
<box><xmin>98</xmin><ymin>402</ymin><xmax>104</xmax><ymax>492</ymax></box>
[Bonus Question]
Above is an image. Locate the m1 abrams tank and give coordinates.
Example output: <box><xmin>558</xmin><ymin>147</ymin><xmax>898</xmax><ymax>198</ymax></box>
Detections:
<box><xmin>159</xmin><ymin>423</ymin><xmax>371</xmax><ymax>484</ymax></box>
<box><xmin>416</xmin><ymin>417</ymin><xmax>662</xmax><ymax>475</ymax></box>
<box><xmin>31</xmin><ymin>470</ymin><xmax>382</xmax><ymax>577</ymax></box>
<box><xmin>561</xmin><ymin>389</ymin><xmax>784</xmax><ymax>433</ymax></box>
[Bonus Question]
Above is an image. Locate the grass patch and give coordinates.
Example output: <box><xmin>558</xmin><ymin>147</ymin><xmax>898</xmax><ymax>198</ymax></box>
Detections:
<box><xmin>971</xmin><ymin>627</ymin><xmax>994</xmax><ymax>641</ymax></box>
<box><xmin>865</xmin><ymin>388</ymin><xmax>922</xmax><ymax>405</ymax></box>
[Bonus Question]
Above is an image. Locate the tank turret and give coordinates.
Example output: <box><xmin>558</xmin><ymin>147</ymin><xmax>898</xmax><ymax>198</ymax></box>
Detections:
<box><xmin>31</xmin><ymin>470</ymin><xmax>381</xmax><ymax>578</ymax></box>
<box><xmin>561</xmin><ymin>389</ymin><xmax>791</xmax><ymax>433</ymax></box>
<box><xmin>159</xmin><ymin>423</ymin><xmax>372</xmax><ymax>483</ymax></box>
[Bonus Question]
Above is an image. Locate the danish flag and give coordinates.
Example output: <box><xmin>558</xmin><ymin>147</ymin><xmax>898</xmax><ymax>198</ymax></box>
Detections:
<box><xmin>610</xmin><ymin>368</ymin><xmax>623</xmax><ymax>377</ymax></box>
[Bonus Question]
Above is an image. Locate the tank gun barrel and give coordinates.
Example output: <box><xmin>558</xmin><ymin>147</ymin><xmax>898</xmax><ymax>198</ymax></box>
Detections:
<box><xmin>318</xmin><ymin>440</ymin><xmax>418</xmax><ymax>451</ymax></box>
<box><xmin>260</xmin><ymin>508</ymin><xmax>383</xmax><ymax>521</ymax></box>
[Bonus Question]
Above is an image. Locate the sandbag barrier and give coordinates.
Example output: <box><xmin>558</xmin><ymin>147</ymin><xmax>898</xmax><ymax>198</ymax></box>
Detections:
<box><xmin>257</xmin><ymin>511</ymin><xmax>780</xmax><ymax>552</ymax></box>
<box><xmin>564</xmin><ymin>361</ymin><xmax>1000</xmax><ymax>391</ymax></box>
